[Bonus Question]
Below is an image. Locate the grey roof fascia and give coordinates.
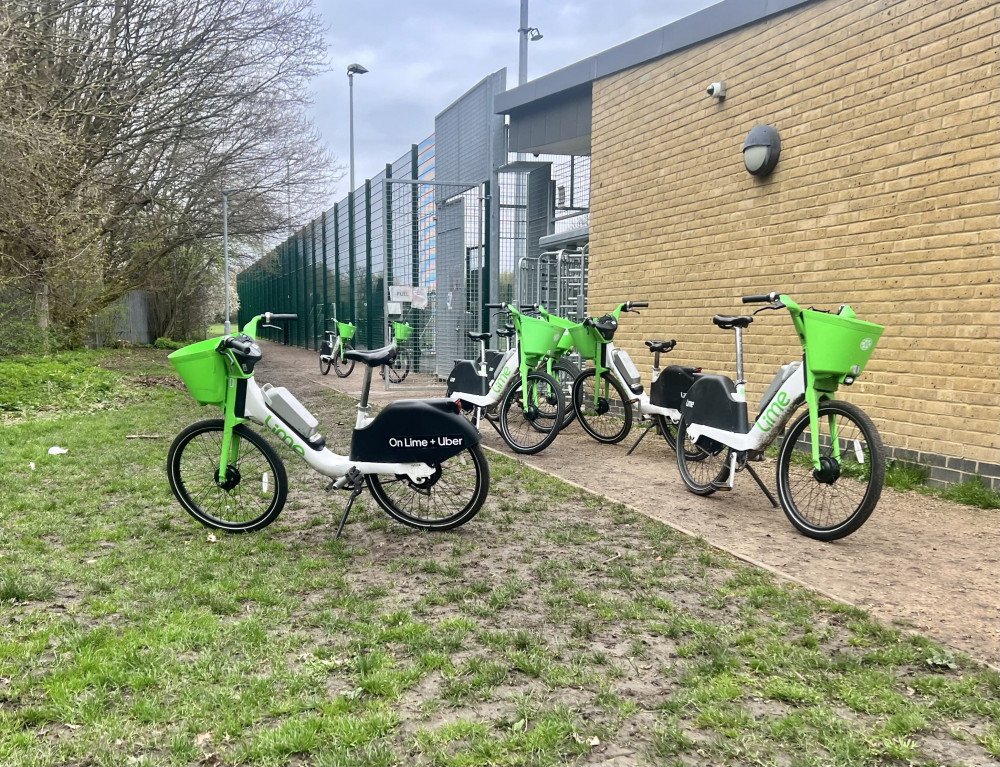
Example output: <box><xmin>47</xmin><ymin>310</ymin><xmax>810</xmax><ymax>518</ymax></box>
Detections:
<box><xmin>495</xmin><ymin>0</ymin><xmax>817</xmax><ymax>114</ymax></box>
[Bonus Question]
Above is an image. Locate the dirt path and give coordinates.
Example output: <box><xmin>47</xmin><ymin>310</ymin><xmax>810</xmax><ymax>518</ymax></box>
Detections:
<box><xmin>256</xmin><ymin>341</ymin><xmax>999</xmax><ymax>666</ymax></box>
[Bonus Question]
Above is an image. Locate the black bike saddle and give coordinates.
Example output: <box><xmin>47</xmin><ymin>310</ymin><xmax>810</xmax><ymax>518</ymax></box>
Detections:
<box><xmin>713</xmin><ymin>315</ymin><xmax>753</xmax><ymax>330</ymax></box>
<box><xmin>645</xmin><ymin>339</ymin><xmax>676</xmax><ymax>353</ymax></box>
<box><xmin>467</xmin><ymin>331</ymin><xmax>491</xmax><ymax>342</ymax></box>
<box><xmin>345</xmin><ymin>344</ymin><xmax>397</xmax><ymax>366</ymax></box>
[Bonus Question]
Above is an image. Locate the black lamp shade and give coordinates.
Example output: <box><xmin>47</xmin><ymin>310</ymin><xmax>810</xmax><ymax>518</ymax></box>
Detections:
<box><xmin>743</xmin><ymin>125</ymin><xmax>781</xmax><ymax>176</ymax></box>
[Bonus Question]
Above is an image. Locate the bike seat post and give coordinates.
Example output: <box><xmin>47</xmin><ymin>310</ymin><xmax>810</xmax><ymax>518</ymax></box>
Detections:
<box><xmin>734</xmin><ymin>327</ymin><xmax>746</xmax><ymax>392</ymax></box>
<box><xmin>652</xmin><ymin>350</ymin><xmax>661</xmax><ymax>376</ymax></box>
<box><xmin>358</xmin><ymin>364</ymin><xmax>374</xmax><ymax>413</ymax></box>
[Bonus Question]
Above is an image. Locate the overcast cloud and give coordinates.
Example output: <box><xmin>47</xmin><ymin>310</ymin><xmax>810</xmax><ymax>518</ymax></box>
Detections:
<box><xmin>309</xmin><ymin>0</ymin><xmax>719</xmax><ymax>198</ymax></box>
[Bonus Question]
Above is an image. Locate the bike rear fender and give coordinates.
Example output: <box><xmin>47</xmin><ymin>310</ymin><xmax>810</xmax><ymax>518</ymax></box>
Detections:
<box><xmin>683</xmin><ymin>374</ymin><xmax>749</xmax><ymax>434</ymax></box>
<box><xmin>350</xmin><ymin>399</ymin><xmax>481</xmax><ymax>463</ymax></box>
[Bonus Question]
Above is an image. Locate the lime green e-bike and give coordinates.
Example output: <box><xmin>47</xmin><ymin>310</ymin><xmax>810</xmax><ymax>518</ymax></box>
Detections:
<box><xmin>676</xmin><ymin>292</ymin><xmax>885</xmax><ymax>541</ymax></box>
<box><xmin>167</xmin><ymin>313</ymin><xmax>489</xmax><ymax>537</ymax></box>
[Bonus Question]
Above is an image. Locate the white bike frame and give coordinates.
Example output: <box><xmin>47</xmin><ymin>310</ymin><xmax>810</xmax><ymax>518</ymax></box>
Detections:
<box><xmin>239</xmin><ymin>371</ymin><xmax>435</xmax><ymax>487</ymax></box>
<box><xmin>602</xmin><ymin>340</ymin><xmax>682</xmax><ymax>423</ymax></box>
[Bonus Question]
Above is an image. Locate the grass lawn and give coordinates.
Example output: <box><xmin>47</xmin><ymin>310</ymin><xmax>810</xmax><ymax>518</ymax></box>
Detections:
<box><xmin>0</xmin><ymin>349</ymin><xmax>997</xmax><ymax>766</ymax></box>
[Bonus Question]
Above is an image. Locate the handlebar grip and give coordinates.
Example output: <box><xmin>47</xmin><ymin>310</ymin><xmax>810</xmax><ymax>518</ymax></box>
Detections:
<box><xmin>742</xmin><ymin>294</ymin><xmax>773</xmax><ymax>304</ymax></box>
<box><xmin>222</xmin><ymin>337</ymin><xmax>251</xmax><ymax>354</ymax></box>
<box><xmin>519</xmin><ymin>304</ymin><xmax>538</xmax><ymax>311</ymax></box>
<box><xmin>268</xmin><ymin>313</ymin><xmax>298</xmax><ymax>321</ymax></box>
<box><xmin>630</xmin><ymin>301</ymin><xmax>649</xmax><ymax>308</ymax></box>
<box><xmin>583</xmin><ymin>318</ymin><xmax>594</xmax><ymax>328</ymax></box>
<box><xmin>484</xmin><ymin>303</ymin><xmax>503</xmax><ymax>309</ymax></box>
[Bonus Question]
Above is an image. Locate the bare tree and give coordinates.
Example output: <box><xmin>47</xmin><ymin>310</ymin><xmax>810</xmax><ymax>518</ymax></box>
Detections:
<box><xmin>0</xmin><ymin>0</ymin><xmax>340</xmax><ymax>339</ymax></box>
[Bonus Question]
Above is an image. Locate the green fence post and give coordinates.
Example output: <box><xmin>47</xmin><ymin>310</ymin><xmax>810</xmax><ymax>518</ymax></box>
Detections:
<box><xmin>333</xmin><ymin>203</ymin><xmax>341</xmax><ymax>321</ymax></box>
<box><xmin>310</xmin><ymin>219</ymin><xmax>318</xmax><ymax>350</ymax></box>
<box><xmin>321</xmin><ymin>211</ymin><xmax>328</xmax><ymax>337</ymax></box>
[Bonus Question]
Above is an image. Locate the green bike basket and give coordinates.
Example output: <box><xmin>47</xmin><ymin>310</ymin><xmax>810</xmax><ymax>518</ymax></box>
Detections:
<box><xmin>802</xmin><ymin>310</ymin><xmax>884</xmax><ymax>376</ymax></box>
<box><xmin>337</xmin><ymin>321</ymin><xmax>357</xmax><ymax>341</ymax></box>
<box><xmin>393</xmin><ymin>321</ymin><xmax>413</xmax><ymax>342</ymax></box>
<box><xmin>168</xmin><ymin>337</ymin><xmax>228</xmax><ymax>405</ymax></box>
<box><xmin>567</xmin><ymin>323</ymin><xmax>605</xmax><ymax>360</ymax></box>
<box><xmin>515</xmin><ymin>314</ymin><xmax>565</xmax><ymax>364</ymax></box>
<box><xmin>543</xmin><ymin>313</ymin><xmax>581</xmax><ymax>354</ymax></box>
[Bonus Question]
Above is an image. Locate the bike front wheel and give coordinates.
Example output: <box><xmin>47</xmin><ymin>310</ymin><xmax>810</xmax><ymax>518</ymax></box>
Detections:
<box><xmin>498</xmin><ymin>371</ymin><xmax>564</xmax><ymax>454</ymax></box>
<box><xmin>572</xmin><ymin>369</ymin><xmax>632</xmax><ymax>444</ymax></box>
<box><xmin>367</xmin><ymin>444</ymin><xmax>490</xmax><ymax>531</ymax></box>
<box><xmin>167</xmin><ymin>419</ymin><xmax>288</xmax><ymax>532</ymax></box>
<box><xmin>656</xmin><ymin>413</ymin><xmax>705</xmax><ymax>460</ymax></box>
<box><xmin>675</xmin><ymin>418</ymin><xmax>732</xmax><ymax>495</ymax></box>
<box><xmin>776</xmin><ymin>400</ymin><xmax>885</xmax><ymax>541</ymax></box>
<box><xmin>333</xmin><ymin>342</ymin><xmax>355</xmax><ymax>378</ymax></box>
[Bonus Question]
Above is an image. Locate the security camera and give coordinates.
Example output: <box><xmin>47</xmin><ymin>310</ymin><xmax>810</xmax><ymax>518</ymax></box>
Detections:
<box><xmin>706</xmin><ymin>82</ymin><xmax>726</xmax><ymax>99</ymax></box>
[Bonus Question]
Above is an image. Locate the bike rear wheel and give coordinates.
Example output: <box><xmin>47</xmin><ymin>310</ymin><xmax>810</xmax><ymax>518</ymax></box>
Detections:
<box><xmin>333</xmin><ymin>342</ymin><xmax>355</xmax><ymax>378</ymax></box>
<box><xmin>776</xmin><ymin>400</ymin><xmax>885</xmax><ymax>541</ymax></box>
<box><xmin>552</xmin><ymin>359</ymin><xmax>579</xmax><ymax>429</ymax></box>
<box><xmin>167</xmin><ymin>419</ymin><xmax>287</xmax><ymax>532</ymax></box>
<box><xmin>319</xmin><ymin>349</ymin><xmax>332</xmax><ymax>375</ymax></box>
<box><xmin>572</xmin><ymin>369</ymin><xmax>632</xmax><ymax>444</ymax></box>
<box><xmin>367</xmin><ymin>444</ymin><xmax>490</xmax><ymax>530</ymax></box>
<box><xmin>386</xmin><ymin>349</ymin><xmax>410</xmax><ymax>383</ymax></box>
<box><xmin>675</xmin><ymin>418</ymin><xmax>732</xmax><ymax>495</ymax></box>
<box><xmin>498</xmin><ymin>371</ymin><xmax>564</xmax><ymax>454</ymax></box>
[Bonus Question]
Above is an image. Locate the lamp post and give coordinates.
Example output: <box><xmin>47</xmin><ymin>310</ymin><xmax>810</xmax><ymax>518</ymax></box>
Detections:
<box><xmin>517</xmin><ymin>0</ymin><xmax>543</xmax><ymax>86</ymax></box>
<box><xmin>347</xmin><ymin>63</ymin><xmax>368</xmax><ymax>193</ymax></box>
<box><xmin>222</xmin><ymin>189</ymin><xmax>233</xmax><ymax>334</ymax></box>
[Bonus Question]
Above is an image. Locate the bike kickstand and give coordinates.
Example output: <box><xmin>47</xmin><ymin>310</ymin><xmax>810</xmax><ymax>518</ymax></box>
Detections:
<box><xmin>334</xmin><ymin>467</ymin><xmax>366</xmax><ymax>540</ymax></box>
<box><xmin>745</xmin><ymin>463</ymin><xmax>779</xmax><ymax>508</ymax></box>
<box><xmin>625</xmin><ymin>423</ymin><xmax>654</xmax><ymax>456</ymax></box>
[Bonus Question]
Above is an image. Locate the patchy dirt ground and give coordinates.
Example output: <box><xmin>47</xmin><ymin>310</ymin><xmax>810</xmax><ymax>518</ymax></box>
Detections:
<box><xmin>256</xmin><ymin>341</ymin><xmax>999</xmax><ymax>667</ymax></box>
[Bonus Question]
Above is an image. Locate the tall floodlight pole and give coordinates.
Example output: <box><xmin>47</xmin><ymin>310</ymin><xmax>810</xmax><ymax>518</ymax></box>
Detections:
<box><xmin>222</xmin><ymin>189</ymin><xmax>233</xmax><ymax>334</ymax></box>
<box><xmin>517</xmin><ymin>0</ymin><xmax>543</xmax><ymax>86</ymax></box>
<box><xmin>347</xmin><ymin>63</ymin><xmax>368</xmax><ymax>193</ymax></box>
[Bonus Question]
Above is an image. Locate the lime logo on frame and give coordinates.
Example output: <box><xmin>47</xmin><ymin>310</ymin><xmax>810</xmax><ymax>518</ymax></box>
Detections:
<box><xmin>860</xmin><ymin>337</ymin><xmax>873</xmax><ymax>351</ymax></box>
<box><xmin>264</xmin><ymin>415</ymin><xmax>306</xmax><ymax>456</ymax></box>
<box><xmin>756</xmin><ymin>390</ymin><xmax>792</xmax><ymax>433</ymax></box>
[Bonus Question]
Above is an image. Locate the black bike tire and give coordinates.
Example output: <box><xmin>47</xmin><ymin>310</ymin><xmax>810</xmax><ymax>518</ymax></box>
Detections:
<box><xmin>333</xmin><ymin>342</ymin><xmax>355</xmax><ymax>378</ymax></box>
<box><xmin>776</xmin><ymin>400</ymin><xmax>885</xmax><ymax>541</ymax></box>
<box><xmin>552</xmin><ymin>359</ymin><xmax>579</xmax><ymax>429</ymax></box>
<box><xmin>572</xmin><ymin>369</ymin><xmax>633</xmax><ymax>444</ymax></box>
<box><xmin>674</xmin><ymin>418</ymin><xmax>732</xmax><ymax>496</ymax></box>
<box><xmin>366</xmin><ymin>443</ymin><xmax>490</xmax><ymax>531</ymax></box>
<box><xmin>387</xmin><ymin>349</ymin><xmax>410</xmax><ymax>383</ymax></box>
<box><xmin>656</xmin><ymin>413</ymin><xmax>706</xmax><ymax>460</ymax></box>
<box><xmin>319</xmin><ymin>352</ymin><xmax>332</xmax><ymax>376</ymax></box>
<box><xmin>167</xmin><ymin>419</ymin><xmax>288</xmax><ymax>532</ymax></box>
<box><xmin>498</xmin><ymin>371</ymin><xmax>564</xmax><ymax>454</ymax></box>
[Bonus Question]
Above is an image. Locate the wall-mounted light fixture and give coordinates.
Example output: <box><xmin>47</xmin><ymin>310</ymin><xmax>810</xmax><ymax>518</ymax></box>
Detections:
<box><xmin>743</xmin><ymin>124</ymin><xmax>781</xmax><ymax>176</ymax></box>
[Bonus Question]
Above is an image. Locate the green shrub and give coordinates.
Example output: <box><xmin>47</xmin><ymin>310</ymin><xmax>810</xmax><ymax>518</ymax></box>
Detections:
<box><xmin>0</xmin><ymin>352</ymin><xmax>123</xmax><ymax>416</ymax></box>
<box><xmin>0</xmin><ymin>302</ymin><xmax>51</xmax><ymax>356</ymax></box>
<box><xmin>153</xmin><ymin>337</ymin><xmax>185</xmax><ymax>350</ymax></box>
<box><xmin>939</xmin><ymin>476</ymin><xmax>1000</xmax><ymax>510</ymax></box>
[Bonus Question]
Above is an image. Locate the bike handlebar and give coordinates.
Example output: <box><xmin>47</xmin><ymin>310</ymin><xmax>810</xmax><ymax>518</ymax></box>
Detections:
<box><xmin>628</xmin><ymin>301</ymin><xmax>649</xmax><ymax>309</ymax></box>
<box><xmin>221</xmin><ymin>336</ymin><xmax>251</xmax><ymax>354</ymax></box>
<box><xmin>742</xmin><ymin>293</ymin><xmax>779</xmax><ymax>304</ymax></box>
<box><xmin>267</xmin><ymin>312</ymin><xmax>298</xmax><ymax>321</ymax></box>
<box><xmin>484</xmin><ymin>303</ymin><xmax>503</xmax><ymax>309</ymax></box>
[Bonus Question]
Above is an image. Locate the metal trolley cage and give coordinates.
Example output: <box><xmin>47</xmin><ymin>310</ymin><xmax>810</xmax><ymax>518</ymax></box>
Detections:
<box><xmin>382</xmin><ymin>177</ymin><xmax>488</xmax><ymax>391</ymax></box>
<box><xmin>517</xmin><ymin>227</ymin><xmax>590</xmax><ymax>323</ymax></box>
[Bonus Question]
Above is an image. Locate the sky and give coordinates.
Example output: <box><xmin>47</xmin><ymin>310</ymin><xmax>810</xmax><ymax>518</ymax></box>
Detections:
<box><xmin>309</xmin><ymin>0</ymin><xmax>720</xmax><ymax>199</ymax></box>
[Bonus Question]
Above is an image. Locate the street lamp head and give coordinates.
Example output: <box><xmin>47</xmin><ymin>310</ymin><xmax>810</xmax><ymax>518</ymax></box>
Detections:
<box><xmin>347</xmin><ymin>63</ymin><xmax>368</xmax><ymax>76</ymax></box>
<box><xmin>528</xmin><ymin>27</ymin><xmax>543</xmax><ymax>41</ymax></box>
<box><xmin>222</xmin><ymin>189</ymin><xmax>233</xmax><ymax>196</ymax></box>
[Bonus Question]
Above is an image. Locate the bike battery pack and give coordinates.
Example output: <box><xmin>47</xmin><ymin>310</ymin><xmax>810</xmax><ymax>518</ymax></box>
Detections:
<box><xmin>263</xmin><ymin>386</ymin><xmax>320</xmax><ymax>440</ymax></box>
<box><xmin>683</xmin><ymin>374</ymin><xmax>749</xmax><ymax>433</ymax></box>
<box><xmin>612</xmin><ymin>349</ymin><xmax>644</xmax><ymax>395</ymax></box>
<box><xmin>650</xmin><ymin>365</ymin><xmax>702</xmax><ymax>410</ymax></box>
<box><xmin>349</xmin><ymin>399</ymin><xmax>480</xmax><ymax>464</ymax></box>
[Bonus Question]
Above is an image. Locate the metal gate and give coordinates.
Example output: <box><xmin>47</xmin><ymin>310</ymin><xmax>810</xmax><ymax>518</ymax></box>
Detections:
<box><xmin>382</xmin><ymin>177</ymin><xmax>487</xmax><ymax>390</ymax></box>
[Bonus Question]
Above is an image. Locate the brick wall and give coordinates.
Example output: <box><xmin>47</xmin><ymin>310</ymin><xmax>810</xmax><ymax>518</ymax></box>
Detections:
<box><xmin>589</xmin><ymin>0</ymin><xmax>999</xmax><ymax>487</ymax></box>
